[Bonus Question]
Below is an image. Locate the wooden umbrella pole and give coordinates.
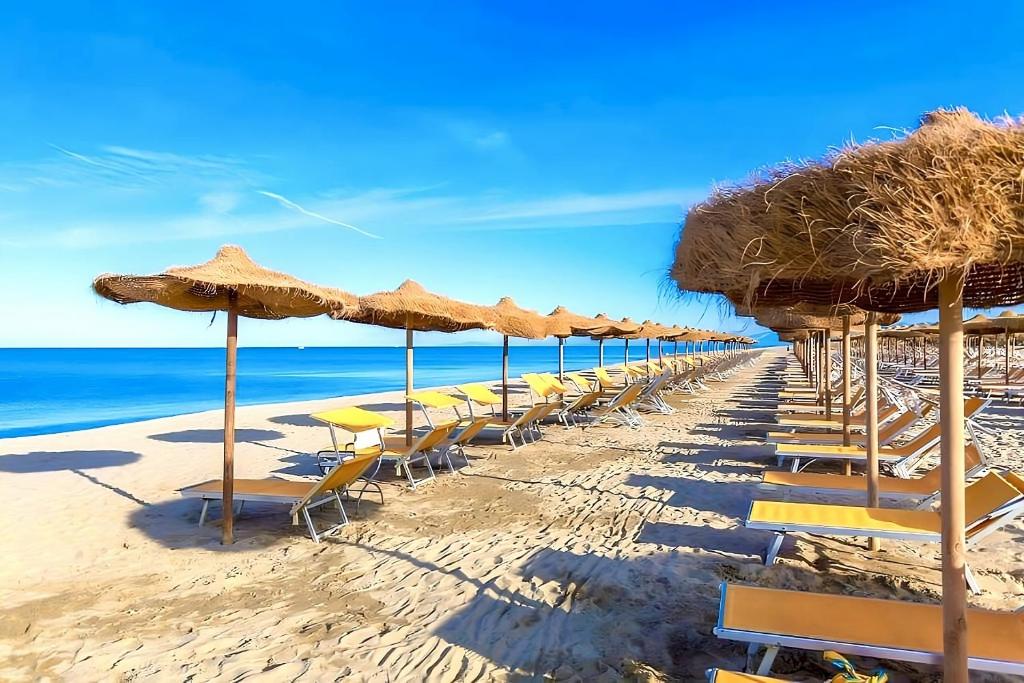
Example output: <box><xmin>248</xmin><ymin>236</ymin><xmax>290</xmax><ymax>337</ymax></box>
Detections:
<box><xmin>938</xmin><ymin>274</ymin><xmax>968</xmax><ymax>682</ymax></box>
<box><xmin>624</xmin><ymin>337</ymin><xmax>629</xmax><ymax>364</ymax></box>
<box><xmin>598</xmin><ymin>338</ymin><xmax>604</xmax><ymax>367</ymax></box>
<box><xmin>222</xmin><ymin>292</ymin><xmax>239</xmax><ymax>545</ymax></box>
<box><xmin>864</xmin><ymin>312</ymin><xmax>880</xmax><ymax>551</ymax></box>
<box><xmin>823</xmin><ymin>327</ymin><xmax>832</xmax><ymax>424</ymax></box>
<box><xmin>558</xmin><ymin>337</ymin><xmax>565</xmax><ymax>382</ymax></box>
<box><xmin>842</xmin><ymin>316</ymin><xmax>852</xmax><ymax>457</ymax></box>
<box><xmin>646</xmin><ymin>338</ymin><xmax>651</xmax><ymax>363</ymax></box>
<box><xmin>1006</xmin><ymin>330</ymin><xmax>1011</xmax><ymax>385</ymax></box>
<box><xmin>502</xmin><ymin>335</ymin><xmax>510</xmax><ymax>422</ymax></box>
<box><xmin>405</xmin><ymin>323</ymin><xmax>414</xmax><ymax>446</ymax></box>
<box><xmin>977</xmin><ymin>334</ymin><xmax>983</xmax><ymax>380</ymax></box>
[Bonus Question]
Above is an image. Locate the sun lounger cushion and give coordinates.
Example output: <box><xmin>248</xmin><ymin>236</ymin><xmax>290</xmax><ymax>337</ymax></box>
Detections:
<box><xmin>718</xmin><ymin>584</ymin><xmax>1024</xmax><ymax>670</ymax></box>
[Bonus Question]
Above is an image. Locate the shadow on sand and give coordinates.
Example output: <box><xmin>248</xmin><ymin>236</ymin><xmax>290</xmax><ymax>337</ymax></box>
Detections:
<box><xmin>149</xmin><ymin>428</ymin><xmax>285</xmax><ymax>443</ymax></box>
<box><xmin>0</xmin><ymin>450</ymin><xmax>148</xmax><ymax>506</ymax></box>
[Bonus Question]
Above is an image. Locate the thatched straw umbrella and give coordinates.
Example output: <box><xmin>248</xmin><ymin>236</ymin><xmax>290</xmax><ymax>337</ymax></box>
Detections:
<box><xmin>588</xmin><ymin>314</ymin><xmax>640</xmax><ymax>366</ymax></box>
<box><xmin>544</xmin><ymin>306</ymin><xmax>603</xmax><ymax>380</ymax></box>
<box><xmin>671</xmin><ymin>108</ymin><xmax>1024</xmax><ymax>678</ymax></box>
<box><xmin>660</xmin><ymin>325</ymin><xmax>687</xmax><ymax>360</ymax></box>
<box><xmin>93</xmin><ymin>245</ymin><xmax>356</xmax><ymax>544</ymax></box>
<box><xmin>335</xmin><ymin>280</ymin><xmax>495</xmax><ymax>444</ymax></box>
<box><xmin>590</xmin><ymin>317</ymin><xmax>644</xmax><ymax>364</ymax></box>
<box><xmin>964</xmin><ymin>311</ymin><xmax>1024</xmax><ymax>383</ymax></box>
<box><xmin>485</xmin><ymin>297</ymin><xmax>548</xmax><ymax>420</ymax></box>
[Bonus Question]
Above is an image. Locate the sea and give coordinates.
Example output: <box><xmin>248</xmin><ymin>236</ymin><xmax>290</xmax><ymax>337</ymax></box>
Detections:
<box><xmin>1</xmin><ymin>344</ymin><xmax>731</xmax><ymax>438</ymax></box>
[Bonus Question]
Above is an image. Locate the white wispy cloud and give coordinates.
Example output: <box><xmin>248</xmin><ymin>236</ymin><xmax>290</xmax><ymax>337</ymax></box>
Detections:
<box><xmin>256</xmin><ymin>190</ymin><xmax>383</xmax><ymax>239</ymax></box>
<box><xmin>458</xmin><ymin>187</ymin><xmax>701</xmax><ymax>223</ymax></box>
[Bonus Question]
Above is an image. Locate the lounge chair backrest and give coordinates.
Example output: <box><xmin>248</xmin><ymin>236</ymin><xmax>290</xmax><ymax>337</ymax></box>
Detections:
<box><xmin>511</xmin><ymin>403</ymin><xmax>548</xmax><ymax>428</ymax></box>
<box><xmin>964</xmin><ymin>471</ymin><xmax>1024</xmax><ymax>530</ymax></box>
<box><xmin>916</xmin><ymin>443</ymin><xmax>983</xmax><ymax>489</ymax></box>
<box><xmin>878</xmin><ymin>410</ymin><xmax>924</xmax><ymax>441</ymax></box>
<box><xmin>964</xmin><ymin>396</ymin><xmax>991</xmax><ymax>420</ymax></box>
<box><xmin>457</xmin><ymin>383</ymin><xmax>502</xmax><ymax>405</ymax></box>
<box><xmin>595</xmin><ymin>367</ymin><xmax>618</xmax><ymax>387</ymax></box>
<box><xmin>291</xmin><ymin>451</ymin><xmax>380</xmax><ymax>514</ymax></box>
<box><xmin>451</xmin><ymin>416</ymin><xmax>492</xmax><ymax>445</ymax></box>
<box><xmin>567</xmin><ymin>390</ymin><xmax>602</xmax><ymax>412</ymax></box>
<box><xmin>523</xmin><ymin>373</ymin><xmax>557</xmax><ymax>399</ymax></box>
<box><xmin>565</xmin><ymin>372</ymin><xmax>594</xmax><ymax>392</ymax></box>
<box><xmin>607</xmin><ymin>382</ymin><xmax>645</xmax><ymax>409</ymax></box>
<box><xmin>538</xmin><ymin>373</ymin><xmax>569</xmax><ymax>393</ymax></box>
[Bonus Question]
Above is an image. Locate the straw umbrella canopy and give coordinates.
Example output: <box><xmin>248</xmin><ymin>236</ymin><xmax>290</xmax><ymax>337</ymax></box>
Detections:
<box><xmin>670</xmin><ymin>108</ymin><xmax>1024</xmax><ymax>678</ymax></box>
<box><xmin>588</xmin><ymin>314</ymin><xmax>640</xmax><ymax>366</ymax></box>
<box><xmin>485</xmin><ymin>297</ymin><xmax>548</xmax><ymax>420</ymax></box>
<box><xmin>544</xmin><ymin>306</ymin><xmax>603</xmax><ymax>380</ymax></box>
<box><xmin>590</xmin><ymin>317</ymin><xmax>644</xmax><ymax>365</ymax></box>
<box><xmin>93</xmin><ymin>245</ymin><xmax>356</xmax><ymax>544</ymax></box>
<box><xmin>334</xmin><ymin>280</ymin><xmax>495</xmax><ymax>443</ymax></box>
<box><xmin>659</xmin><ymin>324</ymin><xmax>687</xmax><ymax>361</ymax></box>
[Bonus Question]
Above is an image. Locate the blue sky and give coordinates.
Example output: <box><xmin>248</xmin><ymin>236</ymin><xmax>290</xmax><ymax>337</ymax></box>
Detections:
<box><xmin>3</xmin><ymin>2</ymin><xmax>1024</xmax><ymax>347</ymax></box>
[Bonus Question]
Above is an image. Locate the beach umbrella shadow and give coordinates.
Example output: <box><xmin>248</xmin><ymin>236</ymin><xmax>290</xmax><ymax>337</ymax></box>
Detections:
<box><xmin>267</xmin><ymin>413</ymin><xmax>321</xmax><ymax>427</ymax></box>
<box><xmin>0</xmin><ymin>449</ymin><xmax>139</xmax><ymax>473</ymax></box>
<box><xmin>0</xmin><ymin>450</ymin><xmax>147</xmax><ymax>505</ymax></box>
<box><xmin>149</xmin><ymin>428</ymin><xmax>285</xmax><ymax>444</ymax></box>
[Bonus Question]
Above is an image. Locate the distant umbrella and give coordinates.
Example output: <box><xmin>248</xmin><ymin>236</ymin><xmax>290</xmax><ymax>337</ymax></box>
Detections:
<box><xmin>334</xmin><ymin>279</ymin><xmax>495</xmax><ymax>443</ymax></box>
<box><xmin>486</xmin><ymin>297</ymin><xmax>548</xmax><ymax>420</ymax></box>
<box><xmin>543</xmin><ymin>306</ymin><xmax>603</xmax><ymax>380</ymax></box>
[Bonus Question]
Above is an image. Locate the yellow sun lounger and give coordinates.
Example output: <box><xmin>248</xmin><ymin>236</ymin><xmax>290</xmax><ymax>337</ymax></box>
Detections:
<box><xmin>760</xmin><ymin>443</ymin><xmax>986</xmax><ymax>502</ymax></box>
<box><xmin>777</xmin><ymin>399</ymin><xmax>897</xmax><ymax>428</ymax></box>
<box><xmin>766</xmin><ymin>406</ymin><xmax>929</xmax><ymax>446</ymax></box>
<box><xmin>439</xmin><ymin>416</ymin><xmax>492</xmax><ymax>468</ymax></box>
<box><xmin>564</xmin><ymin>371</ymin><xmax>596</xmax><ymax>393</ymax></box>
<box><xmin>312</xmin><ymin>406</ymin><xmax>395</xmax><ymax>474</ymax></box>
<box><xmin>774</xmin><ymin>421</ymin><xmax>944</xmax><ymax>474</ymax></box>
<box><xmin>406</xmin><ymin>390</ymin><xmax>469</xmax><ymax>428</ymax></box>
<box><xmin>372</xmin><ymin>420</ymin><xmax>459</xmax><ymax>489</ymax></box>
<box><xmin>455</xmin><ymin>382</ymin><xmax>519</xmax><ymax>425</ymax></box>
<box><xmin>747</xmin><ymin>471</ymin><xmax>1024</xmax><ymax>592</ymax></box>
<box><xmin>179</xmin><ymin>451</ymin><xmax>381</xmax><ymax>543</ymax></box>
<box><xmin>714</xmin><ymin>583</ymin><xmax>1024</xmax><ymax>676</ymax></box>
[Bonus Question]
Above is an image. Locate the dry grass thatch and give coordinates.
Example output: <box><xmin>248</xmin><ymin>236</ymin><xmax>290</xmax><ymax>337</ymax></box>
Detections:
<box><xmin>963</xmin><ymin>311</ymin><xmax>1024</xmax><ymax>335</ymax></box>
<box><xmin>671</xmin><ymin>108</ymin><xmax>1024</xmax><ymax>313</ymax></box>
<box><xmin>752</xmin><ymin>308</ymin><xmax>865</xmax><ymax>332</ymax></box>
<box><xmin>544</xmin><ymin>306</ymin><xmax>602</xmax><ymax>338</ymax></box>
<box><xmin>336</xmin><ymin>280</ymin><xmax>495</xmax><ymax>332</ymax></box>
<box><xmin>588</xmin><ymin>314</ymin><xmax>641</xmax><ymax>337</ymax></box>
<box><xmin>93</xmin><ymin>245</ymin><xmax>357</xmax><ymax>320</ymax></box>
<box><xmin>487</xmin><ymin>297</ymin><xmax>548</xmax><ymax>339</ymax></box>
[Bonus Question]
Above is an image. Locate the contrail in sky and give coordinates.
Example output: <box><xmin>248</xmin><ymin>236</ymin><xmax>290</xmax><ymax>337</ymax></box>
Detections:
<box><xmin>257</xmin><ymin>190</ymin><xmax>382</xmax><ymax>239</ymax></box>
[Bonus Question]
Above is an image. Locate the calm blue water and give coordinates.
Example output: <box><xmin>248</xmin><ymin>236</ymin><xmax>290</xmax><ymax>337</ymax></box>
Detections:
<box><xmin>1</xmin><ymin>344</ymin><xmax>692</xmax><ymax>438</ymax></box>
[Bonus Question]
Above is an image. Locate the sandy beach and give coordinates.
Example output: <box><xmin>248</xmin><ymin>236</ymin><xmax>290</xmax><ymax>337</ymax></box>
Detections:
<box><xmin>2</xmin><ymin>348</ymin><xmax>1023</xmax><ymax>681</ymax></box>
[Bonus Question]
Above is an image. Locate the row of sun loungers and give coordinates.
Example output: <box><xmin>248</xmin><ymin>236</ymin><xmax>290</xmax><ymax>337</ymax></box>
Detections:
<box><xmin>177</xmin><ymin>351</ymin><xmax>756</xmax><ymax>543</ymax></box>
<box><xmin>709</xmin><ymin>352</ymin><xmax>1024</xmax><ymax>678</ymax></box>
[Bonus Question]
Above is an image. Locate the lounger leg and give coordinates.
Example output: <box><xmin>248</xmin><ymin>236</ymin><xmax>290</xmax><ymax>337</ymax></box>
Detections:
<box><xmin>333</xmin><ymin>491</ymin><xmax>350</xmax><ymax>527</ymax></box>
<box><xmin>965</xmin><ymin>564</ymin><xmax>981</xmax><ymax>594</ymax></box>
<box><xmin>303</xmin><ymin>507</ymin><xmax>321</xmax><ymax>543</ymax></box>
<box><xmin>755</xmin><ymin>646</ymin><xmax>779</xmax><ymax>675</ymax></box>
<box><xmin>764</xmin><ymin>533</ymin><xmax>785</xmax><ymax>565</ymax></box>
<box><xmin>789</xmin><ymin>457</ymin><xmax>800</xmax><ymax>473</ymax></box>
<box><xmin>198</xmin><ymin>499</ymin><xmax>210</xmax><ymax>526</ymax></box>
